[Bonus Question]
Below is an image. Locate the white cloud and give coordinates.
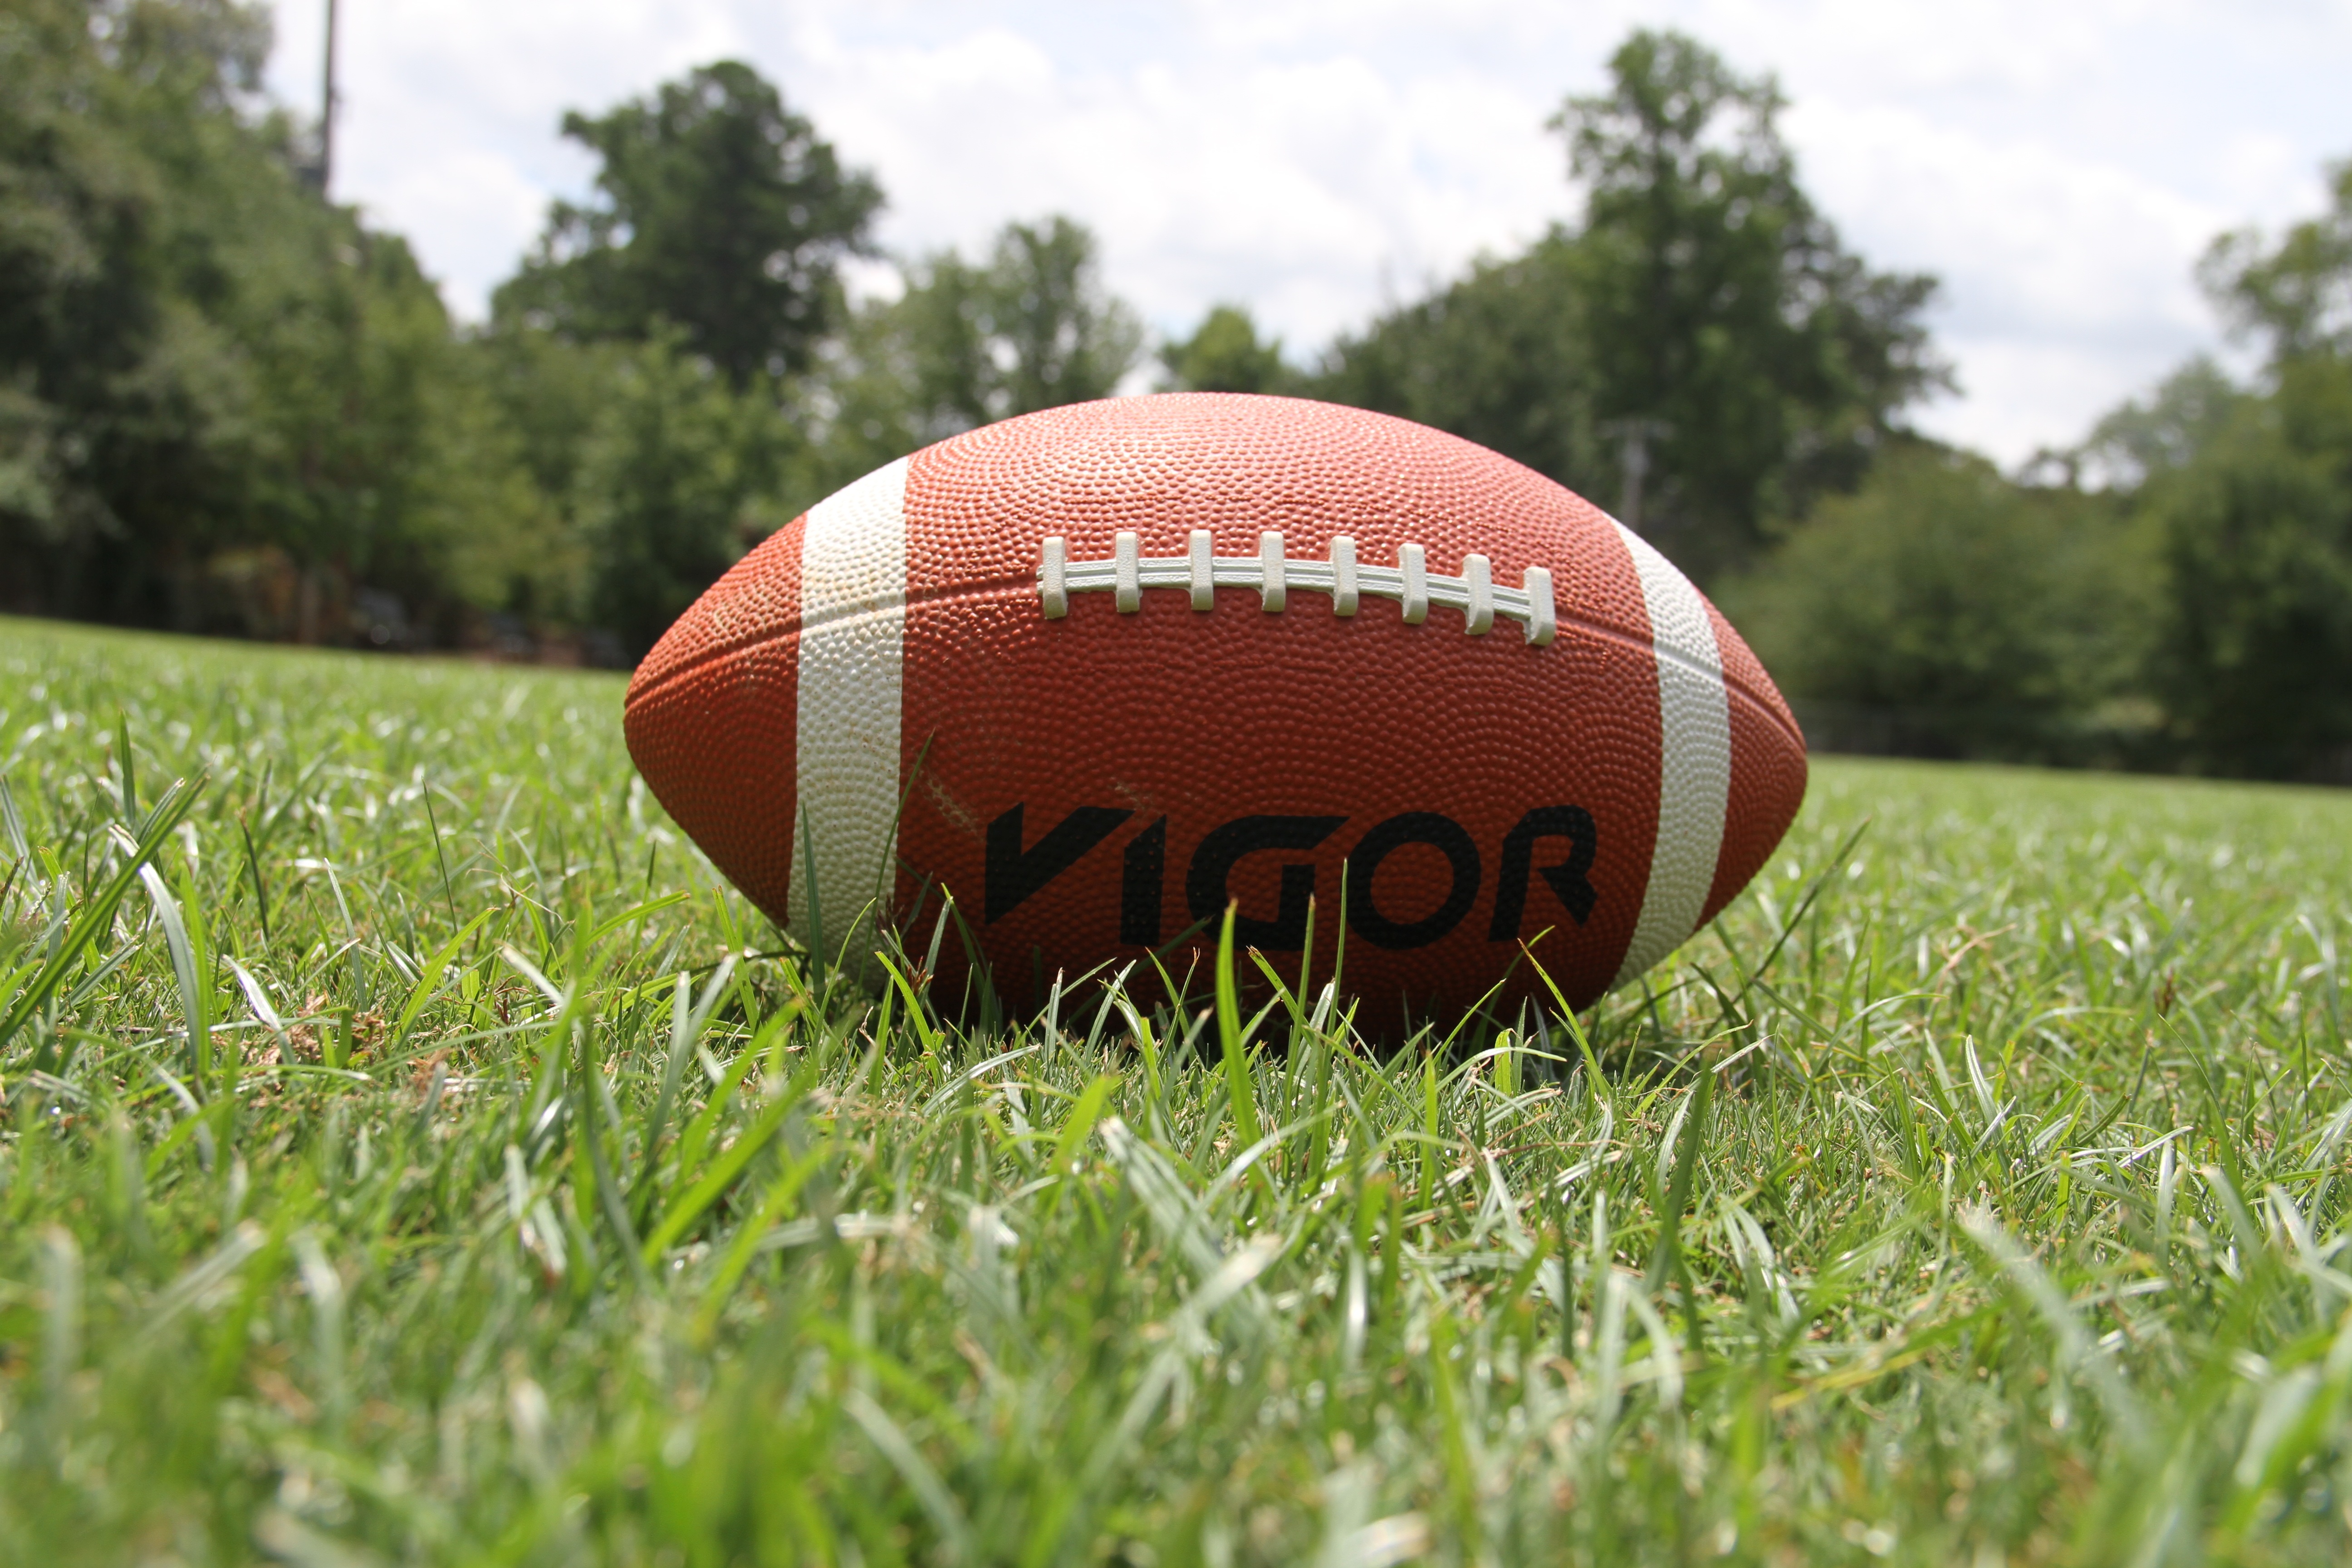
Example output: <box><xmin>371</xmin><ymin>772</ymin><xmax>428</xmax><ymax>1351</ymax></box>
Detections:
<box><xmin>261</xmin><ymin>0</ymin><xmax>2349</xmax><ymax>465</ymax></box>
<box><xmin>1779</xmin><ymin>94</ymin><xmax>2233</xmax><ymax>456</ymax></box>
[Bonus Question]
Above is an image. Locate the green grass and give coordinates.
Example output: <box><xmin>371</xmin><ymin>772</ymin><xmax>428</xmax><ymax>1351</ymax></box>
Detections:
<box><xmin>5</xmin><ymin>615</ymin><xmax>2352</xmax><ymax>1566</ymax></box>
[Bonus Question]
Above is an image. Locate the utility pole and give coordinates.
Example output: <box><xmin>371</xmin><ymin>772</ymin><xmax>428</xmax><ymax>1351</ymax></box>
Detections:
<box><xmin>317</xmin><ymin>0</ymin><xmax>340</xmax><ymax>198</ymax></box>
<box><xmin>1597</xmin><ymin>416</ymin><xmax>1672</xmax><ymax>534</ymax></box>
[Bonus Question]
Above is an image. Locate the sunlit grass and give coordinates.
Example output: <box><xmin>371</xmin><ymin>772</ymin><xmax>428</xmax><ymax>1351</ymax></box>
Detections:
<box><xmin>5</xmin><ymin>615</ymin><xmax>2352</xmax><ymax>1565</ymax></box>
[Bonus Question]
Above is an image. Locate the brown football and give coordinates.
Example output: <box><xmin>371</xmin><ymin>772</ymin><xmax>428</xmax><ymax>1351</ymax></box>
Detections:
<box><xmin>624</xmin><ymin>394</ymin><xmax>1807</xmax><ymax>1025</ymax></box>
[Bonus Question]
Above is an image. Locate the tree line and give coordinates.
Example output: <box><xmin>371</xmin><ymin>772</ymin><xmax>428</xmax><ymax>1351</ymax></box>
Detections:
<box><xmin>1723</xmin><ymin>167</ymin><xmax>2352</xmax><ymax>782</ymax></box>
<box><xmin>4</xmin><ymin>3</ymin><xmax>2348</xmax><ymax>781</ymax></box>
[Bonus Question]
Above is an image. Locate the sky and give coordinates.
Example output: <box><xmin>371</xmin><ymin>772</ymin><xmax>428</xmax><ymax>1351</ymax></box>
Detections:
<box><xmin>262</xmin><ymin>0</ymin><xmax>2348</xmax><ymax>466</ymax></box>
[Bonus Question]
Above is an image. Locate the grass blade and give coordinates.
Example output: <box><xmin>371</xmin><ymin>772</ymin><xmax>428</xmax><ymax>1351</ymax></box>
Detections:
<box><xmin>3</xmin><ymin>775</ymin><xmax>205</xmax><ymax>1066</ymax></box>
<box><xmin>1216</xmin><ymin>902</ymin><xmax>1263</xmax><ymax>1155</ymax></box>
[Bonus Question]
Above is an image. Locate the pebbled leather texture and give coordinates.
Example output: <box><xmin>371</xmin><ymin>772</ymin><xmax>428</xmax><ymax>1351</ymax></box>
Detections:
<box><xmin>626</xmin><ymin>393</ymin><xmax>1806</xmax><ymax>1029</ymax></box>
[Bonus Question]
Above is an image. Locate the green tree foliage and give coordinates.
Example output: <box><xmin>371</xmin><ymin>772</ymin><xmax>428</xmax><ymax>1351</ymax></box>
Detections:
<box><xmin>0</xmin><ymin>0</ymin><xmax>490</xmax><ymax>639</ymax></box>
<box><xmin>1724</xmin><ymin>446</ymin><xmax>2155</xmax><ymax>762</ymax></box>
<box><xmin>1315</xmin><ymin>30</ymin><xmax>1945</xmax><ymax>582</ymax></box>
<box><xmin>575</xmin><ymin>332</ymin><xmax>795</xmax><ymax>659</ymax></box>
<box><xmin>4</xmin><ymin>22</ymin><xmax>1145</xmax><ymax>657</ymax></box>
<box><xmin>1728</xmin><ymin>154</ymin><xmax>2352</xmax><ymax>781</ymax></box>
<box><xmin>427</xmin><ymin>324</ymin><xmax>799</xmax><ymax>663</ymax></box>
<box><xmin>2077</xmin><ymin>357</ymin><xmax>2249</xmax><ymax>489</ymax></box>
<box><xmin>493</xmin><ymin>62</ymin><xmax>882</xmax><ymax>387</ymax></box>
<box><xmin>2143</xmin><ymin>367</ymin><xmax>2352</xmax><ymax>778</ymax></box>
<box><xmin>414</xmin><ymin>336</ymin><xmax>576</xmax><ymax>628</ymax></box>
<box><xmin>980</xmin><ymin>217</ymin><xmax>1144</xmax><ymax>416</ymax></box>
<box><xmin>2159</xmin><ymin>372</ymin><xmax>2352</xmax><ymax>777</ymax></box>
<box><xmin>1314</xmin><ymin>243</ymin><xmax>1593</xmax><ymax>482</ymax></box>
<box><xmin>1558</xmin><ymin>31</ymin><xmax>1946</xmax><ymax>572</ymax></box>
<box><xmin>431</xmin><ymin>57</ymin><xmax>885</xmax><ymax>654</ymax></box>
<box><xmin>2201</xmin><ymin>159</ymin><xmax>2352</xmax><ymax>363</ymax></box>
<box><xmin>818</xmin><ymin>215</ymin><xmax>1143</xmax><ymax>451</ymax></box>
<box><xmin>0</xmin><ymin>14</ymin><xmax>841</xmax><ymax>656</ymax></box>
<box><xmin>2114</xmin><ymin>164</ymin><xmax>2352</xmax><ymax>779</ymax></box>
<box><xmin>1160</xmin><ymin>304</ymin><xmax>1295</xmax><ymax>394</ymax></box>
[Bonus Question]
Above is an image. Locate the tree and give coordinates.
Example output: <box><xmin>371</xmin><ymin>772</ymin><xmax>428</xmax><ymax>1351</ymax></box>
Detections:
<box><xmin>1553</xmin><ymin>30</ymin><xmax>1945</xmax><ymax>576</ymax></box>
<box><xmin>0</xmin><ymin>0</ymin><xmax>480</xmax><ymax>639</ymax></box>
<box><xmin>2138</xmin><ymin>167</ymin><xmax>2352</xmax><ymax>778</ymax></box>
<box><xmin>3</xmin><ymin>13</ymin><xmax>874</xmax><ymax>655</ymax></box>
<box><xmin>823</xmin><ymin>215</ymin><xmax>1142</xmax><ymax>450</ymax></box>
<box><xmin>0</xmin><ymin>0</ymin><xmax>267</xmax><ymax>616</ymax></box>
<box><xmin>575</xmin><ymin>331</ymin><xmax>795</xmax><ymax>659</ymax></box>
<box><xmin>1722</xmin><ymin>445</ymin><xmax>2156</xmax><ymax>762</ymax></box>
<box><xmin>985</xmin><ymin>217</ymin><xmax>1143</xmax><ymax>415</ymax></box>
<box><xmin>1161</xmin><ymin>305</ymin><xmax>1295</xmax><ymax>394</ymax></box>
<box><xmin>494</xmin><ymin>61</ymin><xmax>882</xmax><ymax>387</ymax></box>
<box><xmin>1313</xmin><ymin>30</ymin><xmax>1945</xmax><ymax>583</ymax></box>
<box><xmin>2076</xmin><ymin>357</ymin><xmax>2248</xmax><ymax>489</ymax></box>
<box><xmin>412</xmin><ymin>335</ymin><xmax>577</xmax><ymax>631</ymax></box>
<box><xmin>2142</xmin><ymin>363</ymin><xmax>2352</xmax><ymax>779</ymax></box>
<box><xmin>2201</xmin><ymin>159</ymin><xmax>2352</xmax><ymax>365</ymax></box>
<box><xmin>477</xmin><ymin>61</ymin><xmax>885</xmax><ymax>652</ymax></box>
<box><xmin>1314</xmin><ymin>239</ymin><xmax>1594</xmax><ymax>492</ymax></box>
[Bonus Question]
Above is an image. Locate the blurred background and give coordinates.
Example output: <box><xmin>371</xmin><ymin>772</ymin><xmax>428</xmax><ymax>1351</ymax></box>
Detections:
<box><xmin>3</xmin><ymin>0</ymin><xmax>2347</xmax><ymax>779</ymax></box>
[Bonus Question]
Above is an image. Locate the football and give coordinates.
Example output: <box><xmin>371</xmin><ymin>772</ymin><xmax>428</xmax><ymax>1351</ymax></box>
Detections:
<box><xmin>623</xmin><ymin>393</ymin><xmax>1806</xmax><ymax>1028</ymax></box>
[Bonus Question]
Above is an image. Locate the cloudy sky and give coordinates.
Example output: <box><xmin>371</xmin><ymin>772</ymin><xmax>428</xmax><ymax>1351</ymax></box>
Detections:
<box><xmin>262</xmin><ymin>0</ymin><xmax>2346</xmax><ymax>465</ymax></box>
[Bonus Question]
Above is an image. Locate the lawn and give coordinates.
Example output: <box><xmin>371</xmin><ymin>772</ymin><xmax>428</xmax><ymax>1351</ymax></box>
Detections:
<box><xmin>4</xmin><ymin>616</ymin><xmax>2352</xmax><ymax>1566</ymax></box>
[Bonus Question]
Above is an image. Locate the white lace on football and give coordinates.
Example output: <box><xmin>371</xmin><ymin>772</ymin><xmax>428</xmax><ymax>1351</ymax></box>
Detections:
<box><xmin>1038</xmin><ymin>530</ymin><xmax>1557</xmax><ymax>646</ymax></box>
